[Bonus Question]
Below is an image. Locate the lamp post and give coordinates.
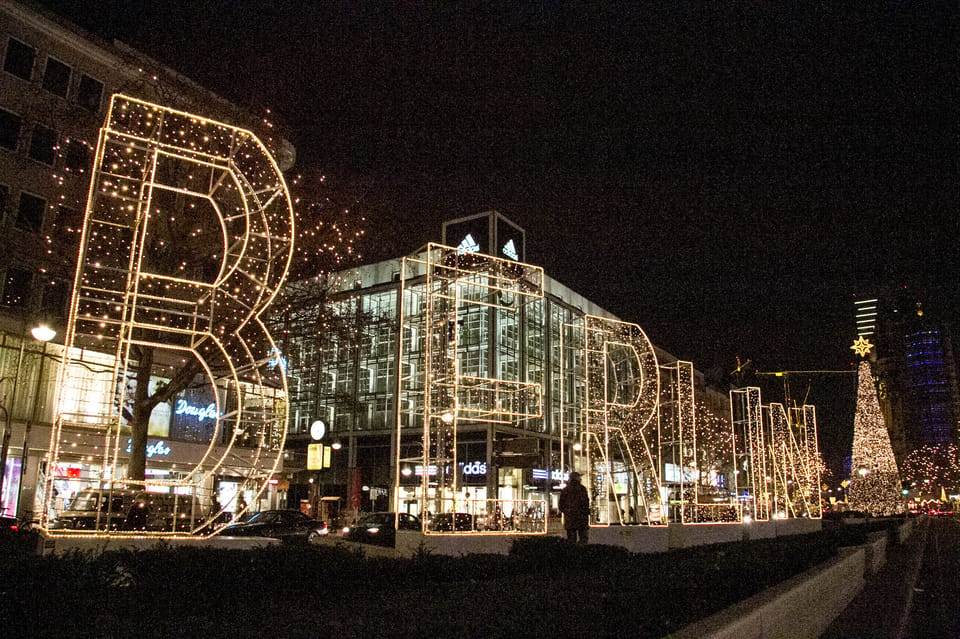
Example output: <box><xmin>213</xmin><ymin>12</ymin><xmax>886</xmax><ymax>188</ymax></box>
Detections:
<box><xmin>0</xmin><ymin>323</ymin><xmax>56</xmax><ymax>518</ymax></box>
<box><xmin>17</xmin><ymin>324</ymin><xmax>56</xmax><ymax>520</ymax></box>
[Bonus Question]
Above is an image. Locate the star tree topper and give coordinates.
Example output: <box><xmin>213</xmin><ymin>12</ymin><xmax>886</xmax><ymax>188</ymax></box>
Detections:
<box><xmin>850</xmin><ymin>336</ymin><xmax>874</xmax><ymax>357</ymax></box>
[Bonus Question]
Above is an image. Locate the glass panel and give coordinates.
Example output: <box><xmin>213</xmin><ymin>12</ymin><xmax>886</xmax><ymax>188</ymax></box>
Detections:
<box><xmin>0</xmin><ymin>109</ymin><xmax>22</xmax><ymax>150</ymax></box>
<box><xmin>16</xmin><ymin>192</ymin><xmax>45</xmax><ymax>232</ymax></box>
<box><xmin>28</xmin><ymin>124</ymin><xmax>57</xmax><ymax>165</ymax></box>
<box><xmin>3</xmin><ymin>38</ymin><xmax>34</xmax><ymax>80</ymax></box>
<box><xmin>77</xmin><ymin>74</ymin><xmax>103</xmax><ymax>112</ymax></box>
<box><xmin>2</xmin><ymin>267</ymin><xmax>32</xmax><ymax>306</ymax></box>
<box><xmin>42</xmin><ymin>57</ymin><xmax>71</xmax><ymax>97</ymax></box>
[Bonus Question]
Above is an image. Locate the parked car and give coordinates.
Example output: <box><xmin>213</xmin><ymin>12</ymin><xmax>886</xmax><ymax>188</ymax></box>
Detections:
<box><xmin>50</xmin><ymin>489</ymin><xmax>204</xmax><ymax>532</ymax></box>
<box><xmin>343</xmin><ymin>512</ymin><xmax>421</xmax><ymax>546</ymax></box>
<box><xmin>126</xmin><ymin>492</ymin><xmax>205</xmax><ymax>532</ymax></box>
<box><xmin>49</xmin><ymin>489</ymin><xmax>134</xmax><ymax>531</ymax></box>
<box><xmin>426</xmin><ymin>512</ymin><xmax>474</xmax><ymax>532</ymax></box>
<box><xmin>220</xmin><ymin>509</ymin><xmax>328</xmax><ymax>543</ymax></box>
<box><xmin>0</xmin><ymin>515</ymin><xmax>19</xmax><ymax>534</ymax></box>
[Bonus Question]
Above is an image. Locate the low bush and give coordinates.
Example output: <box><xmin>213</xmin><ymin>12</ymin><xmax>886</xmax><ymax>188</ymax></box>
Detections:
<box><xmin>0</xmin><ymin>525</ymin><xmax>871</xmax><ymax>637</ymax></box>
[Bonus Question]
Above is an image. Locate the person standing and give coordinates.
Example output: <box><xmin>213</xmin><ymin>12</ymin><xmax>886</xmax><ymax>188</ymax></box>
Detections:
<box><xmin>558</xmin><ymin>471</ymin><xmax>590</xmax><ymax>543</ymax></box>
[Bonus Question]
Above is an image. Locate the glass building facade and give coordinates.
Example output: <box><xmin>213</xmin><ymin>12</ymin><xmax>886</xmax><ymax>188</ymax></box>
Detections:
<box><xmin>867</xmin><ymin>291</ymin><xmax>960</xmax><ymax>464</ymax></box>
<box><xmin>276</xmin><ymin>216</ymin><xmax>730</xmax><ymax>526</ymax></box>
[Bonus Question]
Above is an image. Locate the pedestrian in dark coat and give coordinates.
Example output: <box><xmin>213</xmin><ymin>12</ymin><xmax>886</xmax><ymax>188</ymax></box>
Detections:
<box><xmin>558</xmin><ymin>471</ymin><xmax>590</xmax><ymax>543</ymax></box>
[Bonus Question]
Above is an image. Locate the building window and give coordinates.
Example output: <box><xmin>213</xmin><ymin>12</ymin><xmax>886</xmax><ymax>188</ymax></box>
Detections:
<box><xmin>77</xmin><ymin>74</ymin><xmax>103</xmax><ymax>112</ymax></box>
<box><xmin>28</xmin><ymin>124</ymin><xmax>57</xmax><ymax>165</ymax></box>
<box><xmin>41</xmin><ymin>57</ymin><xmax>71</xmax><ymax>97</ymax></box>
<box><xmin>3</xmin><ymin>38</ymin><xmax>35</xmax><ymax>81</ymax></box>
<box><xmin>53</xmin><ymin>203</ymin><xmax>82</xmax><ymax>253</ymax></box>
<box><xmin>16</xmin><ymin>192</ymin><xmax>45</xmax><ymax>233</ymax></box>
<box><xmin>0</xmin><ymin>108</ymin><xmax>21</xmax><ymax>150</ymax></box>
<box><xmin>41</xmin><ymin>278</ymin><xmax>70</xmax><ymax>318</ymax></box>
<box><xmin>2</xmin><ymin>267</ymin><xmax>33</xmax><ymax>306</ymax></box>
<box><xmin>62</xmin><ymin>138</ymin><xmax>91</xmax><ymax>173</ymax></box>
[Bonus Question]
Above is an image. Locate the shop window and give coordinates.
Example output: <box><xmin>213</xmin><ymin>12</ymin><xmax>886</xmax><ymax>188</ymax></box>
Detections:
<box><xmin>77</xmin><ymin>74</ymin><xmax>103</xmax><ymax>112</ymax></box>
<box><xmin>16</xmin><ymin>192</ymin><xmax>45</xmax><ymax>233</ymax></box>
<box><xmin>2</xmin><ymin>267</ymin><xmax>32</xmax><ymax>306</ymax></box>
<box><xmin>0</xmin><ymin>108</ymin><xmax>21</xmax><ymax>151</ymax></box>
<box><xmin>3</xmin><ymin>37</ymin><xmax>34</xmax><ymax>81</ymax></box>
<box><xmin>41</xmin><ymin>57</ymin><xmax>71</xmax><ymax>97</ymax></box>
<box><xmin>62</xmin><ymin>138</ymin><xmax>90</xmax><ymax>173</ymax></box>
<box><xmin>28</xmin><ymin>124</ymin><xmax>57</xmax><ymax>165</ymax></box>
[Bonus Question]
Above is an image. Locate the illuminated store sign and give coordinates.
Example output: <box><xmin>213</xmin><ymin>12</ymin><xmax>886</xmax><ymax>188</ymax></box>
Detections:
<box><xmin>460</xmin><ymin>461</ymin><xmax>487</xmax><ymax>476</ymax></box>
<box><xmin>532</xmin><ymin>468</ymin><xmax>569</xmax><ymax>481</ymax></box>
<box><xmin>414</xmin><ymin>465</ymin><xmax>438</xmax><ymax>476</ymax></box>
<box><xmin>125</xmin><ymin>439</ymin><xmax>172</xmax><ymax>458</ymax></box>
<box><xmin>175</xmin><ymin>400</ymin><xmax>220</xmax><ymax>423</ymax></box>
<box><xmin>457</xmin><ymin>234</ymin><xmax>480</xmax><ymax>253</ymax></box>
<box><xmin>267</xmin><ymin>348</ymin><xmax>288</xmax><ymax>372</ymax></box>
<box><xmin>501</xmin><ymin>239</ymin><xmax>518</xmax><ymax>260</ymax></box>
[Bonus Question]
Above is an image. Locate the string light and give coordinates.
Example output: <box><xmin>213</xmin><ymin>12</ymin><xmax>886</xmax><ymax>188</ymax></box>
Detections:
<box><xmin>682</xmin><ymin>394</ymin><xmax>739</xmax><ymax>524</ymax></box>
<box><xmin>395</xmin><ymin>244</ymin><xmax>548</xmax><ymax>535</ymax></box>
<box><xmin>568</xmin><ymin>314</ymin><xmax>665</xmax><ymax>526</ymax></box>
<box><xmin>903</xmin><ymin>443</ymin><xmax>960</xmax><ymax>494</ymax></box>
<box><xmin>40</xmin><ymin>94</ymin><xmax>295</xmax><ymax>538</ymax></box>
<box><xmin>847</xmin><ymin>360</ymin><xmax>905</xmax><ymax>515</ymax></box>
<box><xmin>766</xmin><ymin>403</ymin><xmax>822</xmax><ymax>519</ymax></box>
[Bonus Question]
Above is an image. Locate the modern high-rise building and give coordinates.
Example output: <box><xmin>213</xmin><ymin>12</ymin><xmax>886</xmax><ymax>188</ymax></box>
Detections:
<box><xmin>855</xmin><ymin>289</ymin><xmax>960</xmax><ymax>465</ymax></box>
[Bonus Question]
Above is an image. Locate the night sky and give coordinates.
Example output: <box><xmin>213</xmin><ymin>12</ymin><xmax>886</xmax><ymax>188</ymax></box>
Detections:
<box><xmin>38</xmin><ymin>1</ymin><xmax>958</xmax><ymax>473</ymax></box>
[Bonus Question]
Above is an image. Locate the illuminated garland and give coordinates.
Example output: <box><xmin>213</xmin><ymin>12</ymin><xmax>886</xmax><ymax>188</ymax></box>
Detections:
<box><xmin>40</xmin><ymin>95</ymin><xmax>294</xmax><ymax>538</ymax></box>
<box><xmin>579</xmin><ymin>316</ymin><xmax>663</xmax><ymax>525</ymax></box>
<box><xmin>395</xmin><ymin>244</ymin><xmax>547</xmax><ymax>535</ymax></box>
<box><xmin>903</xmin><ymin>443</ymin><xmax>960</xmax><ymax>493</ymax></box>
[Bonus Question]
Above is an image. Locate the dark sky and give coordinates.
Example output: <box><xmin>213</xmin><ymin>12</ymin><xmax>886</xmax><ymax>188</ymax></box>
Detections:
<box><xmin>39</xmin><ymin>1</ymin><xmax>958</xmax><ymax>471</ymax></box>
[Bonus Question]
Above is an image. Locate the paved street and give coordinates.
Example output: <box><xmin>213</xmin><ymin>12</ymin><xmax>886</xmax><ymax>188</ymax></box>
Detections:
<box><xmin>823</xmin><ymin>516</ymin><xmax>960</xmax><ymax>638</ymax></box>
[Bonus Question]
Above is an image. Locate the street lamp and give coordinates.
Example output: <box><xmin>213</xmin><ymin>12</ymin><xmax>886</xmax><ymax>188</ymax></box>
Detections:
<box><xmin>31</xmin><ymin>324</ymin><xmax>56</xmax><ymax>342</ymax></box>
<box><xmin>0</xmin><ymin>323</ymin><xmax>56</xmax><ymax>518</ymax></box>
<box><xmin>18</xmin><ymin>325</ymin><xmax>56</xmax><ymax>520</ymax></box>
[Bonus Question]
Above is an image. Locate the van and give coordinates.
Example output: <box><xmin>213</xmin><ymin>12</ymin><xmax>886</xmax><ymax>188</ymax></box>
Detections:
<box><xmin>51</xmin><ymin>489</ymin><xmax>204</xmax><ymax>533</ymax></box>
<box><xmin>49</xmin><ymin>489</ymin><xmax>136</xmax><ymax>531</ymax></box>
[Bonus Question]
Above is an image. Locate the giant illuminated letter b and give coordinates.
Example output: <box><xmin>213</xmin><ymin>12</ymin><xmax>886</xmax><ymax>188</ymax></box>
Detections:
<box><xmin>42</xmin><ymin>95</ymin><xmax>294</xmax><ymax>536</ymax></box>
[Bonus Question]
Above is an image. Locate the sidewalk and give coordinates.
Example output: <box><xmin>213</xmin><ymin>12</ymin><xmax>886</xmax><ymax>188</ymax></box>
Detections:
<box><xmin>821</xmin><ymin>518</ymin><xmax>929</xmax><ymax>639</ymax></box>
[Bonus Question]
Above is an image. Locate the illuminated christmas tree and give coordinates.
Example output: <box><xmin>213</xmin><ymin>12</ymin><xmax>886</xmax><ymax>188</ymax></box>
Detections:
<box><xmin>847</xmin><ymin>358</ymin><xmax>904</xmax><ymax>515</ymax></box>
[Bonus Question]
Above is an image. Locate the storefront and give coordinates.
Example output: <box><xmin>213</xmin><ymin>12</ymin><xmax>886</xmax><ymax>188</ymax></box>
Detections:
<box><xmin>27</xmin><ymin>425</ymin><xmax>285</xmax><ymax>524</ymax></box>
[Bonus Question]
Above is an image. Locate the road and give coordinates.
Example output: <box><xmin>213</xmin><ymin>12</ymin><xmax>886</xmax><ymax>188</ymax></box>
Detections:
<box><xmin>822</xmin><ymin>515</ymin><xmax>960</xmax><ymax>638</ymax></box>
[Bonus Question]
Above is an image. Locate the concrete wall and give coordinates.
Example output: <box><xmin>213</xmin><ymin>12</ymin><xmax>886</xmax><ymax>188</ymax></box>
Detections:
<box><xmin>336</xmin><ymin>518</ymin><xmax>823</xmax><ymax>558</ymax></box>
<box><xmin>863</xmin><ymin>531</ymin><xmax>888</xmax><ymax>576</ymax></box>
<box><xmin>669</xmin><ymin>523</ymin><xmax>743</xmax><ymax>549</ymax></box>
<box><xmin>589</xmin><ymin>525</ymin><xmax>670</xmax><ymax>553</ymax></box>
<box><xmin>669</xmin><ymin>547</ymin><xmax>866</xmax><ymax>639</ymax></box>
<box><xmin>896</xmin><ymin>517</ymin><xmax>915</xmax><ymax>543</ymax></box>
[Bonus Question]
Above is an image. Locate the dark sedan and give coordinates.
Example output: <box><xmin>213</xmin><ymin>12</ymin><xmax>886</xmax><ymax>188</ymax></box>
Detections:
<box><xmin>343</xmin><ymin>512</ymin><xmax>421</xmax><ymax>546</ymax></box>
<box><xmin>220</xmin><ymin>510</ymin><xmax>328</xmax><ymax>543</ymax></box>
